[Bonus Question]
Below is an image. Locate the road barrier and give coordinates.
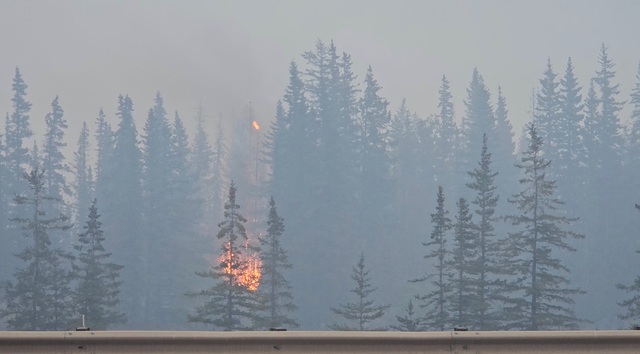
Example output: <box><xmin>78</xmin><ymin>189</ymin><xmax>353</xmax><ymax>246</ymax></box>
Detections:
<box><xmin>0</xmin><ymin>330</ymin><xmax>639</xmax><ymax>353</ymax></box>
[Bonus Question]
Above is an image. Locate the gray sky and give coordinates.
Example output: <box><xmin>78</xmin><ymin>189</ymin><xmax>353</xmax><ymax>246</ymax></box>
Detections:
<box><xmin>0</xmin><ymin>0</ymin><xmax>639</xmax><ymax>147</ymax></box>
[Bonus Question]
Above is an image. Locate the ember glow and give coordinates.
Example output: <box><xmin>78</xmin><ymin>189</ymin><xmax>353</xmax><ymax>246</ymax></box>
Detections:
<box><xmin>220</xmin><ymin>242</ymin><xmax>262</xmax><ymax>291</ymax></box>
<box><xmin>252</xmin><ymin>120</ymin><xmax>260</xmax><ymax>130</ymax></box>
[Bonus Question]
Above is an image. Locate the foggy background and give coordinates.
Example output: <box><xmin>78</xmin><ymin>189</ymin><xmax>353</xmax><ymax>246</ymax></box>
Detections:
<box><xmin>1</xmin><ymin>0</ymin><xmax>640</xmax><ymax>331</ymax></box>
<box><xmin>1</xmin><ymin>0</ymin><xmax>639</xmax><ymax>141</ymax></box>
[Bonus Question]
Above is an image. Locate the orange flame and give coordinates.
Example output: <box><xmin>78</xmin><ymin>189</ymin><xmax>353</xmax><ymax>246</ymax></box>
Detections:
<box><xmin>252</xmin><ymin>120</ymin><xmax>260</xmax><ymax>130</ymax></box>
<box><xmin>219</xmin><ymin>242</ymin><xmax>261</xmax><ymax>291</ymax></box>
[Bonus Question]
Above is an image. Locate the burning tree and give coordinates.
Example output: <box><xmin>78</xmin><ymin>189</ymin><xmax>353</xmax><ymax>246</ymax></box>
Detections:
<box><xmin>187</xmin><ymin>182</ymin><xmax>259</xmax><ymax>330</ymax></box>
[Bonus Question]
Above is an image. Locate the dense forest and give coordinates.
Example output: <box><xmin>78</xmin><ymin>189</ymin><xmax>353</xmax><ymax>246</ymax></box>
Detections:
<box><xmin>1</xmin><ymin>40</ymin><xmax>640</xmax><ymax>331</ymax></box>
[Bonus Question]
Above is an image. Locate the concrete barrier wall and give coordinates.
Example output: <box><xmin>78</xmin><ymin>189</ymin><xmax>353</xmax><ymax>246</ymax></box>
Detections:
<box><xmin>0</xmin><ymin>330</ymin><xmax>639</xmax><ymax>354</ymax></box>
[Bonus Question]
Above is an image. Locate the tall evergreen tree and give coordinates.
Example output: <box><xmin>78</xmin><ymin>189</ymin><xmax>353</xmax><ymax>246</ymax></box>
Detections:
<box><xmin>432</xmin><ymin>75</ymin><xmax>459</xmax><ymax>194</ymax></box>
<box><xmin>4</xmin><ymin>68</ymin><xmax>33</xmax><ymax>275</ymax></box>
<box><xmin>140</xmin><ymin>92</ymin><xmax>174</xmax><ymax>327</ymax></box>
<box><xmin>103</xmin><ymin>94</ymin><xmax>144</xmax><ymax>326</ymax></box>
<box><xmin>1</xmin><ymin>168</ymin><xmax>74</xmax><ymax>330</ymax></box>
<box><xmin>449</xmin><ymin>197</ymin><xmax>476</xmax><ymax>328</ymax></box>
<box><xmin>73</xmin><ymin>199</ymin><xmax>126</xmax><ymax>329</ymax></box>
<box><xmin>159</xmin><ymin>111</ymin><xmax>206</xmax><ymax>328</ymax></box>
<box><xmin>533</xmin><ymin>59</ymin><xmax>562</xmax><ymax>155</ymax></box>
<box><xmin>190</xmin><ymin>106</ymin><xmax>216</xmax><ymax>232</ymax></box>
<box><xmin>187</xmin><ymin>182</ymin><xmax>256</xmax><ymax>330</ymax></box>
<box><xmin>255</xmin><ymin>197</ymin><xmax>298</xmax><ymax>329</ymax></box>
<box><xmin>466</xmin><ymin>134</ymin><xmax>501</xmax><ymax>329</ymax></box>
<box><xmin>460</xmin><ymin>69</ymin><xmax>495</xmax><ymax>180</ymax></box>
<box><xmin>329</xmin><ymin>253</ymin><xmax>389</xmax><ymax>331</ymax></box>
<box><xmin>73</xmin><ymin>122</ymin><xmax>93</xmax><ymax>232</ymax></box>
<box><xmin>388</xmin><ymin>100</ymin><xmax>431</xmax><ymax>260</ymax></box>
<box><xmin>492</xmin><ymin>87</ymin><xmax>518</xmax><ymax>203</ymax></box>
<box><xmin>93</xmin><ymin>109</ymin><xmax>113</xmax><ymax>212</ymax></box>
<box><xmin>357</xmin><ymin>66</ymin><xmax>393</xmax><ymax>246</ymax></box>
<box><xmin>5</xmin><ymin>67</ymin><xmax>32</xmax><ymax>199</ymax></box>
<box><xmin>42</xmin><ymin>95</ymin><xmax>71</xmax><ymax>206</ymax></box>
<box><xmin>413</xmin><ymin>186</ymin><xmax>452</xmax><ymax>331</ymax></box>
<box><xmin>557</xmin><ymin>57</ymin><xmax>586</xmax><ymax>176</ymax></box>
<box><xmin>585</xmin><ymin>45</ymin><xmax>625</xmax><ymax>179</ymax></box>
<box><xmin>503</xmin><ymin>124</ymin><xmax>585</xmax><ymax>330</ymax></box>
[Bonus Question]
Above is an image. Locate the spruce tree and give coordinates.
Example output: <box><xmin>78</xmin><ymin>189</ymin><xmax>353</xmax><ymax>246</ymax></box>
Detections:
<box><xmin>187</xmin><ymin>182</ymin><xmax>256</xmax><ymax>330</ymax></box>
<box><xmin>94</xmin><ymin>108</ymin><xmax>113</xmax><ymax>207</ymax></box>
<box><xmin>533</xmin><ymin>59</ymin><xmax>562</xmax><ymax>155</ymax></box>
<box><xmin>73</xmin><ymin>199</ymin><xmax>126</xmax><ymax>329</ymax></box>
<box><xmin>492</xmin><ymin>87</ymin><xmax>518</xmax><ymax>203</ymax></box>
<box><xmin>391</xmin><ymin>299</ymin><xmax>423</xmax><ymax>331</ymax></box>
<box><xmin>73</xmin><ymin>122</ymin><xmax>93</xmax><ymax>232</ymax></box>
<box><xmin>104</xmin><ymin>94</ymin><xmax>143</xmax><ymax>325</ymax></box>
<box><xmin>329</xmin><ymin>253</ymin><xmax>389</xmax><ymax>331</ymax></box>
<box><xmin>584</xmin><ymin>45</ymin><xmax>625</xmax><ymax>184</ymax></box>
<box><xmin>449</xmin><ymin>197</ymin><xmax>476</xmax><ymax>329</ymax></box>
<box><xmin>503</xmin><ymin>124</ymin><xmax>585</xmax><ymax>330</ymax></box>
<box><xmin>357</xmin><ymin>66</ymin><xmax>393</xmax><ymax>247</ymax></box>
<box><xmin>5</xmin><ymin>67</ymin><xmax>32</xmax><ymax>199</ymax></box>
<box><xmin>4</xmin><ymin>68</ymin><xmax>33</xmax><ymax>275</ymax></box>
<box><xmin>412</xmin><ymin>186</ymin><xmax>452</xmax><ymax>331</ymax></box>
<box><xmin>557</xmin><ymin>57</ymin><xmax>586</xmax><ymax>176</ymax></box>
<box><xmin>466</xmin><ymin>134</ymin><xmax>501</xmax><ymax>329</ymax></box>
<box><xmin>190</xmin><ymin>106</ymin><xmax>216</xmax><ymax>231</ymax></box>
<box><xmin>141</xmin><ymin>92</ymin><xmax>175</xmax><ymax>327</ymax></box>
<box><xmin>42</xmin><ymin>95</ymin><xmax>71</xmax><ymax>206</ymax></box>
<box><xmin>255</xmin><ymin>197</ymin><xmax>298</xmax><ymax>329</ymax></box>
<box><xmin>1</xmin><ymin>168</ymin><xmax>74</xmax><ymax>330</ymax></box>
<box><xmin>433</xmin><ymin>75</ymin><xmax>459</xmax><ymax>195</ymax></box>
<box><xmin>460</xmin><ymin>69</ymin><xmax>495</xmax><ymax>182</ymax></box>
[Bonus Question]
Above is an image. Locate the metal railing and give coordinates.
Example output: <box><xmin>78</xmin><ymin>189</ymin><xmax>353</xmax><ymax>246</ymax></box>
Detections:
<box><xmin>1</xmin><ymin>330</ymin><xmax>639</xmax><ymax>353</ymax></box>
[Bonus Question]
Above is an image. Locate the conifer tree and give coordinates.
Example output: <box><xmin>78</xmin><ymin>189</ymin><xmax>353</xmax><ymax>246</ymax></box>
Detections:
<box><xmin>492</xmin><ymin>87</ymin><xmax>518</xmax><ymax>203</ymax></box>
<box><xmin>329</xmin><ymin>253</ymin><xmax>389</xmax><ymax>331</ymax></box>
<box><xmin>187</xmin><ymin>182</ymin><xmax>256</xmax><ymax>330</ymax></box>
<box><xmin>140</xmin><ymin>93</ymin><xmax>174</xmax><ymax>326</ymax></box>
<box><xmin>533</xmin><ymin>59</ymin><xmax>561</xmax><ymax>154</ymax></box>
<box><xmin>460</xmin><ymin>69</ymin><xmax>495</xmax><ymax>178</ymax></box>
<box><xmin>42</xmin><ymin>95</ymin><xmax>71</xmax><ymax>206</ymax></box>
<box><xmin>94</xmin><ymin>108</ymin><xmax>113</xmax><ymax>205</ymax></box>
<box><xmin>255</xmin><ymin>197</ymin><xmax>298</xmax><ymax>329</ymax></box>
<box><xmin>104</xmin><ymin>94</ymin><xmax>143</xmax><ymax>325</ymax></box>
<box><xmin>73</xmin><ymin>122</ymin><xmax>93</xmax><ymax>232</ymax></box>
<box><xmin>466</xmin><ymin>134</ymin><xmax>501</xmax><ymax>329</ymax></box>
<box><xmin>557</xmin><ymin>57</ymin><xmax>586</xmax><ymax>176</ymax></box>
<box><xmin>433</xmin><ymin>75</ymin><xmax>459</xmax><ymax>194</ymax></box>
<box><xmin>412</xmin><ymin>186</ymin><xmax>452</xmax><ymax>331</ymax></box>
<box><xmin>190</xmin><ymin>106</ymin><xmax>216</xmax><ymax>231</ymax></box>
<box><xmin>73</xmin><ymin>199</ymin><xmax>126</xmax><ymax>329</ymax></box>
<box><xmin>5</xmin><ymin>67</ymin><xmax>32</xmax><ymax>198</ymax></box>
<box><xmin>449</xmin><ymin>197</ymin><xmax>476</xmax><ymax>329</ymax></box>
<box><xmin>503</xmin><ymin>124</ymin><xmax>585</xmax><ymax>330</ymax></box>
<box><xmin>1</xmin><ymin>168</ymin><xmax>74</xmax><ymax>330</ymax></box>
<box><xmin>357</xmin><ymin>66</ymin><xmax>393</xmax><ymax>243</ymax></box>
<box><xmin>585</xmin><ymin>45</ymin><xmax>625</xmax><ymax>180</ymax></box>
<box><xmin>4</xmin><ymin>68</ymin><xmax>33</xmax><ymax>272</ymax></box>
<box><xmin>157</xmin><ymin>111</ymin><xmax>206</xmax><ymax>327</ymax></box>
<box><xmin>391</xmin><ymin>299</ymin><xmax>423</xmax><ymax>331</ymax></box>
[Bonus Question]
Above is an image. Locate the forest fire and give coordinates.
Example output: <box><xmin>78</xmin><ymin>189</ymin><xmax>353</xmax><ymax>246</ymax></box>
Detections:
<box><xmin>220</xmin><ymin>242</ymin><xmax>262</xmax><ymax>291</ymax></box>
<box><xmin>252</xmin><ymin>120</ymin><xmax>260</xmax><ymax>130</ymax></box>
